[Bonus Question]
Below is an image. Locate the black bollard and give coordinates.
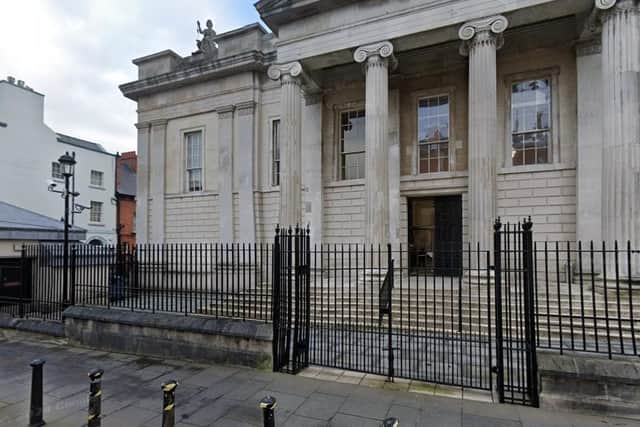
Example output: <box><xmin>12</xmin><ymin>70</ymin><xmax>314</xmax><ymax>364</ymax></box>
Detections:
<box><xmin>259</xmin><ymin>396</ymin><xmax>277</xmax><ymax>427</ymax></box>
<box><xmin>29</xmin><ymin>359</ymin><xmax>45</xmax><ymax>427</ymax></box>
<box><xmin>383</xmin><ymin>417</ymin><xmax>399</xmax><ymax>427</ymax></box>
<box><xmin>87</xmin><ymin>368</ymin><xmax>104</xmax><ymax>427</ymax></box>
<box><xmin>161</xmin><ymin>380</ymin><xmax>178</xmax><ymax>427</ymax></box>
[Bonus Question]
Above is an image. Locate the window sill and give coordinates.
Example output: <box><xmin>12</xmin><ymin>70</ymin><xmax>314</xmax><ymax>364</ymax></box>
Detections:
<box><xmin>401</xmin><ymin>170</ymin><xmax>468</xmax><ymax>182</ymax></box>
<box><xmin>88</xmin><ymin>222</ymin><xmax>105</xmax><ymax>227</ymax></box>
<box><xmin>88</xmin><ymin>185</ymin><xmax>105</xmax><ymax>191</ymax></box>
<box><xmin>498</xmin><ymin>162</ymin><xmax>575</xmax><ymax>175</ymax></box>
<box><xmin>325</xmin><ymin>178</ymin><xmax>365</xmax><ymax>188</ymax></box>
<box><xmin>52</xmin><ymin>178</ymin><xmax>64</xmax><ymax>183</ymax></box>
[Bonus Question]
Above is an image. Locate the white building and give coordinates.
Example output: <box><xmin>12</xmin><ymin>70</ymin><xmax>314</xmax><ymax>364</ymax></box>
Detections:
<box><xmin>0</xmin><ymin>77</ymin><xmax>117</xmax><ymax>245</ymax></box>
<box><xmin>120</xmin><ymin>0</ymin><xmax>639</xmax><ymax>266</ymax></box>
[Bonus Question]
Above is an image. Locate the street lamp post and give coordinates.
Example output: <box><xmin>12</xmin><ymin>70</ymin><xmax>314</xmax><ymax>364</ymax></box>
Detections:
<box><xmin>50</xmin><ymin>152</ymin><xmax>77</xmax><ymax>306</ymax></box>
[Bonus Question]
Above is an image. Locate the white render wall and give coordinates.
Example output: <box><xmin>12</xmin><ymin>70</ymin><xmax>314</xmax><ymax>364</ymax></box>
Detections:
<box><xmin>0</xmin><ymin>80</ymin><xmax>117</xmax><ymax>244</ymax></box>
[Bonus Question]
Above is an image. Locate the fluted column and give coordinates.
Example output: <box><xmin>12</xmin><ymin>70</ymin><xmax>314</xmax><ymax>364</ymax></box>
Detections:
<box><xmin>268</xmin><ymin>62</ymin><xmax>303</xmax><ymax>226</ymax></box>
<box><xmin>459</xmin><ymin>15</ymin><xmax>508</xmax><ymax>251</ymax></box>
<box><xmin>354</xmin><ymin>41</ymin><xmax>396</xmax><ymax>245</ymax></box>
<box><xmin>596</xmin><ymin>0</ymin><xmax>640</xmax><ymax>275</ymax></box>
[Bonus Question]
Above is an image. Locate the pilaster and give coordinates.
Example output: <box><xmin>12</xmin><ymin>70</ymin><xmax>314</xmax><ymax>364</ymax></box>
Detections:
<box><xmin>236</xmin><ymin>101</ymin><xmax>257</xmax><ymax>242</ymax></box>
<box><xmin>149</xmin><ymin>119</ymin><xmax>167</xmax><ymax>243</ymax></box>
<box><xmin>217</xmin><ymin>105</ymin><xmax>235</xmax><ymax>242</ymax></box>
<box><xmin>459</xmin><ymin>15</ymin><xmax>508</xmax><ymax>252</ymax></box>
<box><xmin>135</xmin><ymin>122</ymin><xmax>151</xmax><ymax>244</ymax></box>
<box><xmin>302</xmin><ymin>94</ymin><xmax>323</xmax><ymax>245</ymax></box>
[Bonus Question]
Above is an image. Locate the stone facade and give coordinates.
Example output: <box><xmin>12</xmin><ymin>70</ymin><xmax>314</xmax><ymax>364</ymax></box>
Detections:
<box><xmin>120</xmin><ymin>0</ymin><xmax>639</xmax><ymax>254</ymax></box>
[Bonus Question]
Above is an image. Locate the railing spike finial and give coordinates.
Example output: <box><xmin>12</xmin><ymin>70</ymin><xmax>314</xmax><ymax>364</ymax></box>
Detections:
<box><xmin>494</xmin><ymin>217</ymin><xmax>502</xmax><ymax>231</ymax></box>
<box><xmin>275</xmin><ymin>224</ymin><xmax>280</xmax><ymax>235</ymax></box>
<box><xmin>522</xmin><ymin>216</ymin><xmax>533</xmax><ymax>231</ymax></box>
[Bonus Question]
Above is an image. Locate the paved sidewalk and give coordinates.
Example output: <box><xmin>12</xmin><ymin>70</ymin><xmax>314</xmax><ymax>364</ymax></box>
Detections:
<box><xmin>0</xmin><ymin>336</ymin><xmax>636</xmax><ymax>427</ymax></box>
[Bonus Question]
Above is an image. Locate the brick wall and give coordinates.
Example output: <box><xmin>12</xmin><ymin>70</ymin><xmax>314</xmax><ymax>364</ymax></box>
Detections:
<box><xmin>497</xmin><ymin>167</ymin><xmax>577</xmax><ymax>243</ymax></box>
<box><xmin>323</xmin><ymin>183</ymin><xmax>365</xmax><ymax>244</ymax></box>
<box><xmin>165</xmin><ymin>194</ymin><xmax>219</xmax><ymax>242</ymax></box>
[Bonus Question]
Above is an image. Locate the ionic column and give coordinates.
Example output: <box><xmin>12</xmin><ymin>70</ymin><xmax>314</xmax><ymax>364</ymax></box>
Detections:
<box><xmin>596</xmin><ymin>0</ymin><xmax>640</xmax><ymax>274</ymax></box>
<box><xmin>268</xmin><ymin>62</ymin><xmax>303</xmax><ymax>227</ymax></box>
<box><xmin>354</xmin><ymin>41</ymin><xmax>396</xmax><ymax>245</ymax></box>
<box><xmin>459</xmin><ymin>15</ymin><xmax>508</xmax><ymax>251</ymax></box>
<box><xmin>217</xmin><ymin>105</ymin><xmax>234</xmax><ymax>243</ymax></box>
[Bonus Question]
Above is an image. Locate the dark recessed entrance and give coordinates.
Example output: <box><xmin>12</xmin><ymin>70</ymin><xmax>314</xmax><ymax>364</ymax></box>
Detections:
<box><xmin>408</xmin><ymin>195</ymin><xmax>462</xmax><ymax>275</ymax></box>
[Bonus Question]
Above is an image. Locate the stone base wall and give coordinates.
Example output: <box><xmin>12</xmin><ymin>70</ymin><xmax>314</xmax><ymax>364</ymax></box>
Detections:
<box><xmin>165</xmin><ymin>193</ymin><xmax>219</xmax><ymax>242</ymax></box>
<box><xmin>539</xmin><ymin>350</ymin><xmax>640</xmax><ymax>420</ymax></box>
<box><xmin>323</xmin><ymin>183</ymin><xmax>365</xmax><ymax>244</ymax></box>
<box><xmin>62</xmin><ymin>306</ymin><xmax>272</xmax><ymax>369</ymax></box>
<box><xmin>497</xmin><ymin>167</ymin><xmax>576</xmax><ymax>242</ymax></box>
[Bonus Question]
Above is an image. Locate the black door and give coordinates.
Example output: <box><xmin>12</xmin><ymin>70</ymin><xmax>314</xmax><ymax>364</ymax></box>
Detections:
<box><xmin>408</xmin><ymin>196</ymin><xmax>462</xmax><ymax>275</ymax></box>
<box><xmin>434</xmin><ymin>196</ymin><xmax>462</xmax><ymax>276</ymax></box>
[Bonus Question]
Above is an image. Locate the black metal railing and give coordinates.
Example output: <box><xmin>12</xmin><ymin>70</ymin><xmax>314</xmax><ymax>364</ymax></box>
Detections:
<box><xmin>533</xmin><ymin>240</ymin><xmax>640</xmax><ymax>358</ymax></box>
<box><xmin>1</xmin><ymin>242</ymin><xmax>273</xmax><ymax>322</ymax></box>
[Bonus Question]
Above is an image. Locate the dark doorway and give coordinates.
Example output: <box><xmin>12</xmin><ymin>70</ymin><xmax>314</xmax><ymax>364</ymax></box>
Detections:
<box><xmin>0</xmin><ymin>258</ymin><xmax>31</xmax><ymax>304</ymax></box>
<box><xmin>408</xmin><ymin>195</ymin><xmax>462</xmax><ymax>275</ymax></box>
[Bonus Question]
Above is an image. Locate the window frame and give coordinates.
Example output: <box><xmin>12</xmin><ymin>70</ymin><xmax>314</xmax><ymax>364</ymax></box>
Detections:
<box><xmin>270</xmin><ymin>118</ymin><xmax>281</xmax><ymax>187</ymax></box>
<box><xmin>412</xmin><ymin>87</ymin><xmax>456</xmax><ymax>176</ymax></box>
<box><xmin>504</xmin><ymin>68</ymin><xmax>560</xmax><ymax>168</ymax></box>
<box><xmin>90</xmin><ymin>170</ymin><xmax>104</xmax><ymax>187</ymax></box>
<box><xmin>182</xmin><ymin>128</ymin><xmax>205</xmax><ymax>193</ymax></box>
<box><xmin>416</xmin><ymin>92</ymin><xmax>453</xmax><ymax>174</ymax></box>
<box><xmin>51</xmin><ymin>162</ymin><xmax>63</xmax><ymax>180</ymax></box>
<box><xmin>89</xmin><ymin>201</ymin><xmax>103</xmax><ymax>224</ymax></box>
<box><xmin>335</xmin><ymin>106</ymin><xmax>366</xmax><ymax>181</ymax></box>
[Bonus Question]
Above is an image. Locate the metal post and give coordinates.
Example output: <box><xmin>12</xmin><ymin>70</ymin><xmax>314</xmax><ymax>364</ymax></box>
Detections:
<box><xmin>29</xmin><ymin>359</ymin><xmax>45</xmax><ymax>427</ymax></box>
<box><xmin>521</xmin><ymin>217</ymin><xmax>539</xmax><ymax>407</ymax></box>
<box><xmin>492</xmin><ymin>218</ymin><xmax>505</xmax><ymax>404</ymax></box>
<box><xmin>63</xmin><ymin>173</ymin><xmax>70</xmax><ymax>306</ymax></box>
<box><xmin>20</xmin><ymin>246</ymin><xmax>27</xmax><ymax>318</ymax></box>
<box><xmin>70</xmin><ymin>246</ymin><xmax>77</xmax><ymax>306</ymax></box>
<box><xmin>259</xmin><ymin>396</ymin><xmax>277</xmax><ymax>427</ymax></box>
<box><xmin>387</xmin><ymin>244</ymin><xmax>394</xmax><ymax>382</ymax></box>
<box><xmin>383</xmin><ymin>418</ymin><xmax>399</xmax><ymax>427</ymax></box>
<box><xmin>161</xmin><ymin>380</ymin><xmax>177</xmax><ymax>427</ymax></box>
<box><xmin>87</xmin><ymin>368</ymin><xmax>103</xmax><ymax>427</ymax></box>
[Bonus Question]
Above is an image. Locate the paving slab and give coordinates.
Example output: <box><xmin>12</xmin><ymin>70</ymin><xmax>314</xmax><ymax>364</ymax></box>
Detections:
<box><xmin>0</xmin><ymin>336</ymin><xmax>638</xmax><ymax>427</ymax></box>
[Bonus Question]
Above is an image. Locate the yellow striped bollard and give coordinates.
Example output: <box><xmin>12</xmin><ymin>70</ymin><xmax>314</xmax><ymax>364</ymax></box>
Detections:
<box><xmin>87</xmin><ymin>368</ymin><xmax>104</xmax><ymax>427</ymax></box>
<box><xmin>161</xmin><ymin>380</ymin><xmax>178</xmax><ymax>427</ymax></box>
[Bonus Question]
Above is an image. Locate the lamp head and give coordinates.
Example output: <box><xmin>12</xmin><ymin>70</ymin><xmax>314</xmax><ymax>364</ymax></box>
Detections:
<box><xmin>58</xmin><ymin>152</ymin><xmax>76</xmax><ymax>177</ymax></box>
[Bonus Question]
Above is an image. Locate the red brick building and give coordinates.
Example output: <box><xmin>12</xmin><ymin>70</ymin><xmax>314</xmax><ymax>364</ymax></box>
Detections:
<box><xmin>116</xmin><ymin>151</ymin><xmax>137</xmax><ymax>246</ymax></box>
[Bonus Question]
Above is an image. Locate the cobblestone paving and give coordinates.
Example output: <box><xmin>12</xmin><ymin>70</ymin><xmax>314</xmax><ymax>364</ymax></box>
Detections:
<box><xmin>0</xmin><ymin>335</ymin><xmax>636</xmax><ymax>427</ymax></box>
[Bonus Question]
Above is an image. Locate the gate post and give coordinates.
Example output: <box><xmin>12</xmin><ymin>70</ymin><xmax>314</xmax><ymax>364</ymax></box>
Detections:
<box><xmin>387</xmin><ymin>244</ymin><xmax>394</xmax><ymax>382</ymax></box>
<box><xmin>521</xmin><ymin>218</ymin><xmax>539</xmax><ymax>407</ymax></box>
<box><xmin>272</xmin><ymin>226</ymin><xmax>281</xmax><ymax>372</ymax></box>
<box><xmin>20</xmin><ymin>246</ymin><xmax>27</xmax><ymax>318</ymax></box>
<box><xmin>70</xmin><ymin>246</ymin><xmax>77</xmax><ymax>306</ymax></box>
<box><xmin>493</xmin><ymin>218</ymin><xmax>505</xmax><ymax>404</ymax></box>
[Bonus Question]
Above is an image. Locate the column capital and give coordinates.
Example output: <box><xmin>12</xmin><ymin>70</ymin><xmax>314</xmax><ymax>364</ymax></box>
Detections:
<box><xmin>268</xmin><ymin>61</ymin><xmax>303</xmax><ymax>83</ymax></box>
<box><xmin>595</xmin><ymin>0</ymin><xmax>639</xmax><ymax>10</ymax></box>
<box><xmin>217</xmin><ymin>104</ymin><xmax>235</xmax><ymax>119</ymax></box>
<box><xmin>353</xmin><ymin>41</ymin><xmax>397</xmax><ymax>70</ymax></box>
<box><xmin>236</xmin><ymin>101</ymin><xmax>256</xmax><ymax>116</ymax></box>
<box><xmin>149</xmin><ymin>119</ymin><xmax>168</xmax><ymax>128</ymax></box>
<box><xmin>458</xmin><ymin>15</ymin><xmax>508</xmax><ymax>55</ymax></box>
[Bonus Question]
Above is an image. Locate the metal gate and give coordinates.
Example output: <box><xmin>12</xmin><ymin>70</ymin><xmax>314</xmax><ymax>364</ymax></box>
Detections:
<box><xmin>493</xmin><ymin>218</ymin><xmax>539</xmax><ymax>407</ymax></box>
<box><xmin>272</xmin><ymin>226</ymin><xmax>310</xmax><ymax>374</ymax></box>
<box><xmin>271</xmin><ymin>221</ymin><xmax>537</xmax><ymax>407</ymax></box>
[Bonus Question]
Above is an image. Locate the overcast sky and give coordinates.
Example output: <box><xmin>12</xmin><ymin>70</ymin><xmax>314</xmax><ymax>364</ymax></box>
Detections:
<box><xmin>1</xmin><ymin>1</ymin><xmax>260</xmax><ymax>154</ymax></box>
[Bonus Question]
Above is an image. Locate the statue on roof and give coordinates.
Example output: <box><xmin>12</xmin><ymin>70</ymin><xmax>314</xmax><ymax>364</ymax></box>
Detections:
<box><xmin>196</xmin><ymin>19</ymin><xmax>218</xmax><ymax>57</ymax></box>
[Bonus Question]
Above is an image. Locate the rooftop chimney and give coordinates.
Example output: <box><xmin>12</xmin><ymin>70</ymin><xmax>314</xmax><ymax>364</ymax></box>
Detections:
<box><xmin>17</xmin><ymin>80</ymin><xmax>25</xmax><ymax>87</ymax></box>
<box><xmin>7</xmin><ymin>76</ymin><xmax>15</xmax><ymax>84</ymax></box>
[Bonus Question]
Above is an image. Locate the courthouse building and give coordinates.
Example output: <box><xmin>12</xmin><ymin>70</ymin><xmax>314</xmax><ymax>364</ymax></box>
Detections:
<box><xmin>120</xmin><ymin>0</ymin><xmax>639</xmax><ymax>256</ymax></box>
